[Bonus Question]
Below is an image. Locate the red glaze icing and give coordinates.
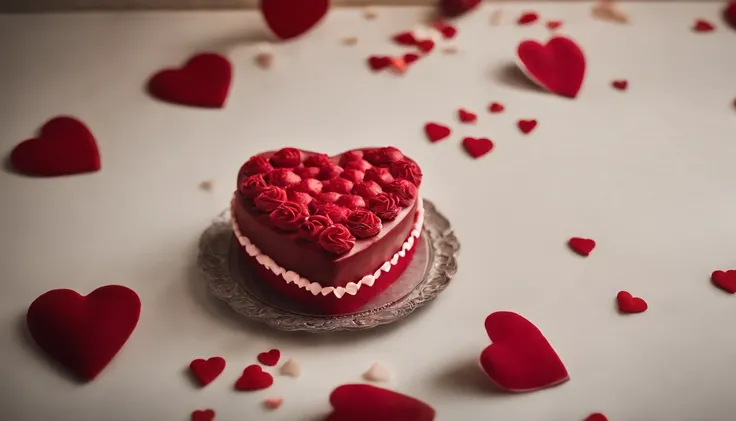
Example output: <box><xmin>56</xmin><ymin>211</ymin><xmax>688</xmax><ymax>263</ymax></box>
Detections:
<box><xmin>344</xmin><ymin>208</ymin><xmax>382</xmax><ymax>239</ymax></box>
<box><xmin>288</xmin><ymin>190</ymin><xmax>314</xmax><ymax>208</ymax></box>
<box><xmin>352</xmin><ymin>181</ymin><xmax>383</xmax><ymax>198</ymax></box>
<box><xmin>314</xmin><ymin>192</ymin><xmax>342</xmax><ymax>205</ymax></box>
<box><xmin>290</xmin><ymin>178</ymin><xmax>323</xmax><ymax>195</ymax></box>
<box><xmin>390</xmin><ymin>160</ymin><xmax>423</xmax><ymax>187</ymax></box>
<box><xmin>323</xmin><ymin>178</ymin><xmax>354</xmax><ymax>194</ymax></box>
<box><xmin>340</xmin><ymin>169</ymin><xmax>365</xmax><ymax>184</ymax></box>
<box><xmin>239</xmin><ymin>174</ymin><xmax>269</xmax><ymax>198</ymax></box>
<box><xmin>298</xmin><ymin>215</ymin><xmax>333</xmax><ymax>241</ymax></box>
<box><xmin>339</xmin><ymin>150</ymin><xmax>364</xmax><ymax>166</ymax></box>
<box><xmin>269</xmin><ymin>201</ymin><xmax>308</xmax><ymax>231</ymax></box>
<box><xmin>313</xmin><ymin>203</ymin><xmax>350</xmax><ymax>223</ymax></box>
<box><xmin>364</xmin><ymin>167</ymin><xmax>395</xmax><ymax>186</ymax></box>
<box><xmin>318</xmin><ymin>224</ymin><xmax>356</xmax><ymax>255</ymax></box>
<box><xmin>385</xmin><ymin>179</ymin><xmax>418</xmax><ymax>207</ymax></box>
<box><xmin>368</xmin><ymin>193</ymin><xmax>400</xmax><ymax>221</ymax></box>
<box><xmin>269</xmin><ymin>147</ymin><xmax>302</xmax><ymax>168</ymax></box>
<box><xmin>364</xmin><ymin>147</ymin><xmax>404</xmax><ymax>167</ymax></box>
<box><xmin>294</xmin><ymin>166</ymin><xmax>320</xmax><ymax>179</ymax></box>
<box><xmin>304</xmin><ymin>153</ymin><xmax>332</xmax><ymax>168</ymax></box>
<box><xmin>254</xmin><ymin>186</ymin><xmax>287</xmax><ymax>213</ymax></box>
<box><xmin>267</xmin><ymin>168</ymin><xmax>301</xmax><ymax>187</ymax></box>
<box><xmin>336</xmin><ymin>194</ymin><xmax>366</xmax><ymax>209</ymax></box>
<box><xmin>343</xmin><ymin>159</ymin><xmax>372</xmax><ymax>172</ymax></box>
<box><xmin>318</xmin><ymin>165</ymin><xmax>344</xmax><ymax>180</ymax></box>
<box><xmin>240</xmin><ymin>155</ymin><xmax>273</xmax><ymax>177</ymax></box>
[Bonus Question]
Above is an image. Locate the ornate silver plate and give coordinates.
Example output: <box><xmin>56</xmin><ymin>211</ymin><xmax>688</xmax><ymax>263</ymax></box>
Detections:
<box><xmin>198</xmin><ymin>199</ymin><xmax>459</xmax><ymax>332</ymax></box>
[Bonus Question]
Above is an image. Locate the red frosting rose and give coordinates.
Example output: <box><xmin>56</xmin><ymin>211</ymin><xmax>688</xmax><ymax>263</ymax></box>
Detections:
<box><xmin>318</xmin><ymin>165</ymin><xmax>344</xmax><ymax>180</ymax></box>
<box><xmin>304</xmin><ymin>153</ymin><xmax>333</xmax><ymax>168</ymax></box>
<box><xmin>288</xmin><ymin>190</ymin><xmax>313</xmax><ymax>208</ymax></box>
<box><xmin>290</xmin><ymin>178</ymin><xmax>323</xmax><ymax>195</ymax></box>
<box><xmin>364</xmin><ymin>167</ymin><xmax>395</xmax><ymax>186</ymax></box>
<box><xmin>384</xmin><ymin>179</ymin><xmax>418</xmax><ymax>207</ymax></box>
<box><xmin>390</xmin><ymin>159</ymin><xmax>423</xmax><ymax>187</ymax></box>
<box><xmin>318</xmin><ymin>224</ymin><xmax>356</xmax><ymax>255</ymax></box>
<box><xmin>294</xmin><ymin>166</ymin><xmax>320</xmax><ymax>179</ymax></box>
<box><xmin>254</xmin><ymin>186</ymin><xmax>287</xmax><ymax>213</ymax></box>
<box><xmin>343</xmin><ymin>159</ymin><xmax>372</xmax><ymax>172</ymax></box>
<box><xmin>268</xmin><ymin>168</ymin><xmax>301</xmax><ymax>187</ymax></box>
<box><xmin>344</xmin><ymin>208</ymin><xmax>382</xmax><ymax>239</ymax></box>
<box><xmin>340</xmin><ymin>169</ymin><xmax>365</xmax><ymax>184</ymax></box>
<box><xmin>269</xmin><ymin>201</ymin><xmax>308</xmax><ymax>231</ymax></box>
<box><xmin>352</xmin><ymin>181</ymin><xmax>383</xmax><ymax>198</ymax></box>
<box><xmin>270</xmin><ymin>147</ymin><xmax>302</xmax><ymax>168</ymax></box>
<box><xmin>297</xmin><ymin>215</ymin><xmax>333</xmax><ymax>241</ymax></box>
<box><xmin>239</xmin><ymin>155</ymin><xmax>273</xmax><ymax>177</ymax></box>
<box><xmin>339</xmin><ymin>150</ymin><xmax>364</xmax><ymax>166</ymax></box>
<box><xmin>322</xmin><ymin>178</ymin><xmax>354</xmax><ymax>194</ymax></box>
<box><xmin>336</xmin><ymin>194</ymin><xmax>366</xmax><ymax>209</ymax></box>
<box><xmin>312</xmin><ymin>203</ymin><xmax>350</xmax><ymax>223</ymax></box>
<box><xmin>364</xmin><ymin>147</ymin><xmax>404</xmax><ymax>167</ymax></box>
<box><xmin>367</xmin><ymin>192</ymin><xmax>400</xmax><ymax>221</ymax></box>
<box><xmin>239</xmin><ymin>173</ymin><xmax>268</xmax><ymax>198</ymax></box>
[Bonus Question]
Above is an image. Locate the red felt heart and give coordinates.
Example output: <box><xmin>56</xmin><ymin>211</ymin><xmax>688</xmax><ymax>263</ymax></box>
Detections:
<box><xmin>326</xmin><ymin>384</ymin><xmax>435</xmax><ymax>421</ymax></box>
<box><xmin>191</xmin><ymin>409</ymin><xmax>216</xmax><ymax>421</ymax></box>
<box><xmin>462</xmin><ymin>137</ymin><xmax>493</xmax><ymax>159</ymax></box>
<box><xmin>458</xmin><ymin>108</ymin><xmax>477</xmax><ymax>123</ymax></box>
<box><xmin>518</xmin><ymin>11</ymin><xmax>539</xmax><ymax>25</ymax></box>
<box><xmin>439</xmin><ymin>0</ymin><xmax>480</xmax><ymax>18</ymax></box>
<box><xmin>257</xmin><ymin>349</ymin><xmax>281</xmax><ymax>366</ymax></box>
<box><xmin>10</xmin><ymin>116</ymin><xmax>101</xmax><ymax>177</ymax></box>
<box><xmin>393</xmin><ymin>31</ymin><xmax>418</xmax><ymax>46</ymax></box>
<box><xmin>726</xmin><ymin>1</ymin><xmax>736</xmax><ymax>28</ymax></box>
<box><xmin>517</xmin><ymin>119</ymin><xmax>538</xmax><ymax>134</ymax></box>
<box><xmin>190</xmin><ymin>357</ymin><xmax>226</xmax><ymax>386</ymax></box>
<box><xmin>711</xmin><ymin>270</ymin><xmax>736</xmax><ymax>294</ymax></box>
<box><xmin>434</xmin><ymin>21</ymin><xmax>457</xmax><ymax>39</ymax></box>
<box><xmin>424</xmin><ymin>123</ymin><xmax>451</xmax><ymax>143</ymax></box>
<box><xmin>260</xmin><ymin>0</ymin><xmax>329</xmax><ymax>40</ymax></box>
<box><xmin>235</xmin><ymin>364</ymin><xmax>274</xmax><ymax>391</ymax></box>
<box><xmin>585</xmin><ymin>414</ymin><xmax>608</xmax><ymax>421</ymax></box>
<box><xmin>611</xmin><ymin>79</ymin><xmax>628</xmax><ymax>91</ymax></box>
<box><xmin>546</xmin><ymin>20</ymin><xmax>562</xmax><ymax>30</ymax></box>
<box><xmin>368</xmin><ymin>56</ymin><xmax>392</xmax><ymax>71</ymax></box>
<box><xmin>693</xmin><ymin>19</ymin><xmax>715</xmax><ymax>32</ymax></box>
<box><xmin>568</xmin><ymin>237</ymin><xmax>595</xmax><ymax>256</ymax></box>
<box><xmin>488</xmin><ymin>102</ymin><xmax>505</xmax><ymax>113</ymax></box>
<box><xmin>404</xmin><ymin>53</ymin><xmax>421</xmax><ymax>65</ymax></box>
<box><xmin>417</xmin><ymin>40</ymin><xmax>435</xmax><ymax>54</ymax></box>
<box><xmin>517</xmin><ymin>36</ymin><xmax>586</xmax><ymax>98</ymax></box>
<box><xmin>479</xmin><ymin>312</ymin><xmax>569</xmax><ymax>392</ymax></box>
<box><xmin>26</xmin><ymin>285</ymin><xmax>141</xmax><ymax>381</ymax></box>
<box><xmin>148</xmin><ymin>53</ymin><xmax>232</xmax><ymax>108</ymax></box>
<box><xmin>616</xmin><ymin>291</ymin><xmax>648</xmax><ymax>314</ymax></box>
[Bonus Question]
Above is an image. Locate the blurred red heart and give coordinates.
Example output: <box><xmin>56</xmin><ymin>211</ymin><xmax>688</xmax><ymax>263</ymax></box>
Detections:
<box><xmin>568</xmin><ymin>237</ymin><xmax>595</xmax><ymax>256</ymax></box>
<box><xmin>439</xmin><ymin>0</ymin><xmax>480</xmax><ymax>17</ymax></box>
<box><xmin>326</xmin><ymin>384</ymin><xmax>435</xmax><ymax>421</ymax></box>
<box><xmin>191</xmin><ymin>409</ymin><xmax>215</xmax><ymax>421</ymax></box>
<box><xmin>462</xmin><ymin>137</ymin><xmax>493</xmax><ymax>159</ymax></box>
<box><xmin>517</xmin><ymin>119</ymin><xmax>538</xmax><ymax>134</ymax></box>
<box><xmin>424</xmin><ymin>123</ymin><xmax>451</xmax><ymax>143</ymax></box>
<box><xmin>692</xmin><ymin>19</ymin><xmax>715</xmax><ymax>32</ymax></box>
<box><xmin>260</xmin><ymin>0</ymin><xmax>329</xmax><ymax>40</ymax></box>
<box><xmin>616</xmin><ymin>291</ymin><xmax>648</xmax><ymax>314</ymax></box>
<box><xmin>612</xmin><ymin>80</ymin><xmax>628</xmax><ymax>91</ymax></box>
<box><xmin>711</xmin><ymin>270</ymin><xmax>736</xmax><ymax>294</ymax></box>
<box><xmin>726</xmin><ymin>1</ymin><xmax>736</xmax><ymax>28</ymax></box>
<box><xmin>148</xmin><ymin>53</ymin><xmax>232</xmax><ymax>108</ymax></box>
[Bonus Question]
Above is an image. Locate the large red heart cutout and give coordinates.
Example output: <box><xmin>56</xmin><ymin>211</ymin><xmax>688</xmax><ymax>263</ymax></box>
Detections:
<box><xmin>10</xmin><ymin>116</ymin><xmax>101</xmax><ymax>177</ymax></box>
<box><xmin>190</xmin><ymin>357</ymin><xmax>226</xmax><ymax>386</ymax></box>
<box><xmin>26</xmin><ymin>285</ymin><xmax>141</xmax><ymax>381</ymax></box>
<box><xmin>260</xmin><ymin>0</ymin><xmax>329</xmax><ymax>40</ymax></box>
<box><xmin>517</xmin><ymin>36</ymin><xmax>586</xmax><ymax>98</ymax></box>
<box><xmin>725</xmin><ymin>1</ymin><xmax>736</xmax><ymax>29</ymax></box>
<box><xmin>712</xmin><ymin>270</ymin><xmax>736</xmax><ymax>294</ymax></box>
<box><xmin>479</xmin><ymin>311</ymin><xmax>569</xmax><ymax>392</ymax></box>
<box><xmin>147</xmin><ymin>53</ymin><xmax>232</xmax><ymax>109</ymax></box>
<box><xmin>325</xmin><ymin>384</ymin><xmax>435</xmax><ymax>421</ymax></box>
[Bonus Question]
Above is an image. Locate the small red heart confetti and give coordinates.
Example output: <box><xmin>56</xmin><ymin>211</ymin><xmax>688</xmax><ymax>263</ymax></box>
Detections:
<box><xmin>148</xmin><ymin>53</ymin><xmax>232</xmax><ymax>108</ymax></box>
<box><xmin>440</xmin><ymin>0</ymin><xmax>481</xmax><ymax>18</ymax></box>
<box><xmin>693</xmin><ymin>19</ymin><xmax>715</xmax><ymax>32</ymax></box>
<box><xmin>326</xmin><ymin>384</ymin><xmax>436</xmax><ymax>421</ymax></box>
<box><xmin>424</xmin><ymin>123</ymin><xmax>452</xmax><ymax>143</ymax></box>
<box><xmin>617</xmin><ymin>291</ymin><xmax>648</xmax><ymax>314</ymax></box>
<box><xmin>517</xmin><ymin>36</ymin><xmax>586</xmax><ymax>98</ymax></box>
<box><xmin>612</xmin><ymin>79</ymin><xmax>628</xmax><ymax>91</ymax></box>
<box><xmin>568</xmin><ymin>237</ymin><xmax>595</xmax><ymax>256</ymax></box>
<box><xmin>458</xmin><ymin>108</ymin><xmax>477</xmax><ymax>123</ymax></box>
<box><xmin>585</xmin><ymin>414</ymin><xmax>608</xmax><ymax>421</ymax></box>
<box><xmin>546</xmin><ymin>20</ymin><xmax>562</xmax><ymax>30</ymax></box>
<box><xmin>726</xmin><ymin>1</ymin><xmax>736</xmax><ymax>28</ymax></box>
<box><xmin>462</xmin><ymin>137</ymin><xmax>493</xmax><ymax>159</ymax></box>
<box><xmin>417</xmin><ymin>40</ymin><xmax>435</xmax><ymax>53</ymax></box>
<box><xmin>264</xmin><ymin>396</ymin><xmax>284</xmax><ymax>409</ymax></box>
<box><xmin>189</xmin><ymin>357</ymin><xmax>226</xmax><ymax>387</ymax></box>
<box><xmin>191</xmin><ymin>409</ymin><xmax>215</xmax><ymax>421</ymax></box>
<box><xmin>10</xmin><ymin>116</ymin><xmax>101</xmax><ymax>177</ymax></box>
<box><xmin>257</xmin><ymin>349</ymin><xmax>281</xmax><ymax>366</ymax></box>
<box><xmin>393</xmin><ymin>31</ymin><xmax>418</xmax><ymax>46</ymax></box>
<box><xmin>434</xmin><ymin>21</ymin><xmax>458</xmax><ymax>39</ymax></box>
<box><xmin>368</xmin><ymin>56</ymin><xmax>391</xmax><ymax>71</ymax></box>
<box><xmin>488</xmin><ymin>102</ymin><xmax>505</xmax><ymax>113</ymax></box>
<box><xmin>711</xmin><ymin>270</ymin><xmax>736</xmax><ymax>294</ymax></box>
<box><xmin>518</xmin><ymin>11</ymin><xmax>540</xmax><ymax>25</ymax></box>
<box><xmin>404</xmin><ymin>53</ymin><xmax>421</xmax><ymax>64</ymax></box>
<box><xmin>480</xmin><ymin>312</ymin><xmax>569</xmax><ymax>392</ymax></box>
<box><xmin>517</xmin><ymin>119</ymin><xmax>538</xmax><ymax>134</ymax></box>
<box><xmin>235</xmin><ymin>365</ymin><xmax>274</xmax><ymax>391</ymax></box>
<box><xmin>260</xmin><ymin>0</ymin><xmax>328</xmax><ymax>39</ymax></box>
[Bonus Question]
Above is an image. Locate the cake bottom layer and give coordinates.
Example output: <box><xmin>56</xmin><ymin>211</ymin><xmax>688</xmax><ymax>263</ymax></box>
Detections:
<box><xmin>238</xmin><ymin>234</ymin><xmax>420</xmax><ymax>315</ymax></box>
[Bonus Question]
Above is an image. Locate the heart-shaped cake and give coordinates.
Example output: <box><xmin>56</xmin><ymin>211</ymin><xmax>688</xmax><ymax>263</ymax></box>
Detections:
<box><xmin>232</xmin><ymin>147</ymin><xmax>423</xmax><ymax>314</ymax></box>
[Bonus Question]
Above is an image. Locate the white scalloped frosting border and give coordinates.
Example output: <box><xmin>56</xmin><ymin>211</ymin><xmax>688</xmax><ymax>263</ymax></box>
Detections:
<box><xmin>231</xmin><ymin>194</ymin><xmax>425</xmax><ymax>299</ymax></box>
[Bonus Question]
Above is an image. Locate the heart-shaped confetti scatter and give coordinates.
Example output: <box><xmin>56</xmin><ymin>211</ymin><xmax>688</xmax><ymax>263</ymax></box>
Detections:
<box><xmin>26</xmin><ymin>285</ymin><xmax>141</xmax><ymax>381</ymax></box>
<box><xmin>546</xmin><ymin>20</ymin><xmax>562</xmax><ymax>30</ymax></box>
<box><xmin>10</xmin><ymin>116</ymin><xmax>101</xmax><ymax>177</ymax></box>
<box><xmin>439</xmin><ymin>0</ymin><xmax>480</xmax><ymax>18</ymax></box>
<box><xmin>488</xmin><ymin>102</ymin><xmax>505</xmax><ymax>113</ymax></box>
<box><xmin>190</xmin><ymin>357</ymin><xmax>226</xmax><ymax>387</ymax></box>
<box><xmin>148</xmin><ymin>53</ymin><xmax>232</xmax><ymax>108</ymax></box>
<box><xmin>280</xmin><ymin>358</ymin><xmax>302</xmax><ymax>377</ymax></box>
<box><xmin>616</xmin><ymin>291</ymin><xmax>648</xmax><ymax>314</ymax></box>
<box><xmin>363</xmin><ymin>362</ymin><xmax>392</xmax><ymax>382</ymax></box>
<box><xmin>258</xmin><ymin>349</ymin><xmax>281</xmax><ymax>366</ymax></box>
<box><xmin>326</xmin><ymin>384</ymin><xmax>435</xmax><ymax>421</ymax></box>
<box><xmin>424</xmin><ymin>123</ymin><xmax>452</xmax><ymax>143</ymax></box>
<box><xmin>261</xmin><ymin>0</ymin><xmax>329</xmax><ymax>40</ymax></box>
<box><xmin>264</xmin><ymin>396</ymin><xmax>284</xmax><ymax>409</ymax></box>
<box><xmin>458</xmin><ymin>109</ymin><xmax>477</xmax><ymax>123</ymax></box>
<box><xmin>462</xmin><ymin>137</ymin><xmax>493</xmax><ymax>159</ymax></box>
<box><xmin>612</xmin><ymin>79</ymin><xmax>628</xmax><ymax>91</ymax></box>
<box><xmin>235</xmin><ymin>364</ymin><xmax>274</xmax><ymax>391</ymax></box>
<box><xmin>368</xmin><ymin>56</ymin><xmax>392</xmax><ymax>71</ymax></box>
<box><xmin>693</xmin><ymin>19</ymin><xmax>715</xmax><ymax>32</ymax></box>
<box><xmin>517</xmin><ymin>36</ymin><xmax>586</xmax><ymax>98</ymax></box>
<box><xmin>192</xmin><ymin>409</ymin><xmax>215</xmax><ymax>421</ymax></box>
<box><xmin>517</xmin><ymin>119</ymin><xmax>538</xmax><ymax>134</ymax></box>
<box><xmin>585</xmin><ymin>414</ymin><xmax>608</xmax><ymax>421</ymax></box>
<box><xmin>711</xmin><ymin>270</ymin><xmax>736</xmax><ymax>294</ymax></box>
<box><xmin>479</xmin><ymin>312</ymin><xmax>569</xmax><ymax>392</ymax></box>
<box><xmin>568</xmin><ymin>237</ymin><xmax>595</xmax><ymax>256</ymax></box>
<box><xmin>726</xmin><ymin>1</ymin><xmax>736</xmax><ymax>28</ymax></box>
<box><xmin>518</xmin><ymin>11</ymin><xmax>539</xmax><ymax>25</ymax></box>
